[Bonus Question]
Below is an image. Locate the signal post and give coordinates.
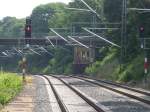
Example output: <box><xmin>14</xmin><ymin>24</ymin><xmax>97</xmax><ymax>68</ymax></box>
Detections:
<box><xmin>25</xmin><ymin>17</ymin><xmax>32</xmax><ymax>45</ymax></box>
<box><xmin>139</xmin><ymin>26</ymin><xmax>149</xmax><ymax>84</ymax></box>
<box><xmin>21</xmin><ymin>17</ymin><xmax>31</xmax><ymax>82</ymax></box>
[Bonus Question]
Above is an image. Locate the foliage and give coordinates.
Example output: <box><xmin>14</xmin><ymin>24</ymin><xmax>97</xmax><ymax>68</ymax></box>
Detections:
<box><xmin>43</xmin><ymin>47</ymin><xmax>73</xmax><ymax>74</ymax></box>
<box><xmin>27</xmin><ymin>53</ymin><xmax>53</xmax><ymax>74</ymax></box>
<box><xmin>113</xmin><ymin>55</ymin><xmax>145</xmax><ymax>82</ymax></box>
<box><xmin>0</xmin><ymin>56</ymin><xmax>21</xmax><ymax>72</ymax></box>
<box><xmin>103</xmin><ymin>0</ymin><xmax>122</xmax><ymax>22</ymax></box>
<box><xmin>31</xmin><ymin>3</ymin><xmax>66</xmax><ymax>37</ymax></box>
<box><xmin>85</xmin><ymin>48</ymin><xmax>117</xmax><ymax>79</ymax></box>
<box><xmin>0</xmin><ymin>17</ymin><xmax>24</xmax><ymax>38</ymax></box>
<box><xmin>0</xmin><ymin>73</ymin><xmax>22</xmax><ymax>105</ymax></box>
<box><xmin>0</xmin><ymin>0</ymin><xmax>150</xmax><ymax>83</ymax></box>
<box><xmin>48</xmin><ymin>4</ymin><xmax>70</xmax><ymax>28</ymax></box>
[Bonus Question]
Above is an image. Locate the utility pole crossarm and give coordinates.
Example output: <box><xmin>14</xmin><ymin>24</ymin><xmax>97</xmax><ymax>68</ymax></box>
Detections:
<box><xmin>0</xmin><ymin>56</ymin><xmax>9</xmax><ymax>58</ymax></box>
<box><xmin>128</xmin><ymin>8</ymin><xmax>150</xmax><ymax>11</ymax></box>
<box><xmin>68</xmin><ymin>36</ymin><xmax>89</xmax><ymax>49</ymax></box>
<box><xmin>80</xmin><ymin>0</ymin><xmax>101</xmax><ymax>18</ymax></box>
<box><xmin>50</xmin><ymin>28</ymin><xmax>70</xmax><ymax>43</ymax></box>
<box><xmin>46</xmin><ymin>37</ymin><xmax>55</xmax><ymax>47</ymax></box>
<box><xmin>5</xmin><ymin>50</ymin><xmax>13</xmax><ymax>56</ymax></box>
<box><xmin>30</xmin><ymin>48</ymin><xmax>41</xmax><ymax>56</ymax></box>
<box><xmin>65</xmin><ymin>7</ymin><xmax>91</xmax><ymax>12</ymax></box>
<box><xmin>18</xmin><ymin>50</ymin><xmax>23</xmax><ymax>54</ymax></box>
<box><xmin>40</xmin><ymin>47</ymin><xmax>53</xmax><ymax>56</ymax></box>
<box><xmin>88</xmin><ymin>28</ymin><xmax>119</xmax><ymax>30</ymax></box>
<box><xmin>2</xmin><ymin>52</ymin><xmax>9</xmax><ymax>56</ymax></box>
<box><xmin>13</xmin><ymin>48</ymin><xmax>23</xmax><ymax>56</ymax></box>
<box><xmin>83</xmin><ymin>28</ymin><xmax>121</xmax><ymax>48</ymax></box>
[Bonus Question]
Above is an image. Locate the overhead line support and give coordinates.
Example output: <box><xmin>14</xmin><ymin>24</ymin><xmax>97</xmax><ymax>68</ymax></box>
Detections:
<box><xmin>50</xmin><ymin>28</ymin><xmax>70</xmax><ymax>43</ymax></box>
<box><xmin>83</xmin><ymin>28</ymin><xmax>121</xmax><ymax>48</ymax></box>
<box><xmin>68</xmin><ymin>36</ymin><xmax>89</xmax><ymax>49</ymax></box>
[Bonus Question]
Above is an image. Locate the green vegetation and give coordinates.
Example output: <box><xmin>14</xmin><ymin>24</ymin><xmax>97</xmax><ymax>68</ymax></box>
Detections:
<box><xmin>85</xmin><ymin>48</ymin><xmax>118</xmax><ymax>80</ymax></box>
<box><xmin>0</xmin><ymin>17</ymin><xmax>24</xmax><ymax>38</ymax></box>
<box><xmin>115</xmin><ymin>55</ymin><xmax>145</xmax><ymax>82</ymax></box>
<box><xmin>0</xmin><ymin>72</ymin><xmax>22</xmax><ymax>105</ymax></box>
<box><xmin>0</xmin><ymin>0</ymin><xmax>150</xmax><ymax>85</ymax></box>
<box><xmin>42</xmin><ymin>47</ymin><xmax>73</xmax><ymax>74</ymax></box>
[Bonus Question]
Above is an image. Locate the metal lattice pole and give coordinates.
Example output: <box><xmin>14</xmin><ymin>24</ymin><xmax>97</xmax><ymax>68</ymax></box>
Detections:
<box><xmin>121</xmin><ymin>0</ymin><xmax>127</xmax><ymax>71</ymax></box>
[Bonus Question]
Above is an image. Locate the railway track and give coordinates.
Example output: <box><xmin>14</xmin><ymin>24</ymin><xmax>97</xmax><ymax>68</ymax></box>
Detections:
<box><xmin>41</xmin><ymin>75</ymin><xmax>108</xmax><ymax>112</ymax></box>
<box><xmin>56</xmin><ymin>75</ymin><xmax>150</xmax><ymax>112</ymax></box>
<box><xmin>70</xmin><ymin>75</ymin><xmax>150</xmax><ymax>105</ymax></box>
<box><xmin>76</xmin><ymin>75</ymin><xmax>150</xmax><ymax>96</ymax></box>
<box><xmin>42</xmin><ymin>75</ymin><xmax>68</xmax><ymax>112</ymax></box>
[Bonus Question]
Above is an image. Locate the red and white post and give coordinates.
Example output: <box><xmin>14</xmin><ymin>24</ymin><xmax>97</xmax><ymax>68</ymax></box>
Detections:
<box><xmin>144</xmin><ymin>57</ymin><xmax>148</xmax><ymax>74</ymax></box>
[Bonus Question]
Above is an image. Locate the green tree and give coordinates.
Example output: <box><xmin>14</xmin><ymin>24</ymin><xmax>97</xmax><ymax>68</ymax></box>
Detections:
<box><xmin>31</xmin><ymin>3</ymin><xmax>66</xmax><ymax>37</ymax></box>
<box><xmin>0</xmin><ymin>17</ymin><xmax>24</xmax><ymax>38</ymax></box>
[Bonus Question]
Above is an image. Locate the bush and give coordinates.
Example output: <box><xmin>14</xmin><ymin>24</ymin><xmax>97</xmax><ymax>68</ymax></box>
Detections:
<box><xmin>85</xmin><ymin>48</ymin><xmax>118</xmax><ymax>78</ymax></box>
<box><xmin>115</xmin><ymin>55</ymin><xmax>145</xmax><ymax>82</ymax></box>
<box><xmin>85</xmin><ymin>61</ymin><xmax>101</xmax><ymax>75</ymax></box>
<box><xmin>64</xmin><ymin>63</ymin><xmax>73</xmax><ymax>74</ymax></box>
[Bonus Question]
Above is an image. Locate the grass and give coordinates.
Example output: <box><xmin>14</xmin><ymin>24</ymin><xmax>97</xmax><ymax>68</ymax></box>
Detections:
<box><xmin>0</xmin><ymin>72</ymin><xmax>23</xmax><ymax>105</ymax></box>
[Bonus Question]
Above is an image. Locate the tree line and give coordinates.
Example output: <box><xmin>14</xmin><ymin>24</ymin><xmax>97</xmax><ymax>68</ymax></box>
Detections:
<box><xmin>0</xmin><ymin>0</ymin><xmax>150</xmax><ymax>82</ymax></box>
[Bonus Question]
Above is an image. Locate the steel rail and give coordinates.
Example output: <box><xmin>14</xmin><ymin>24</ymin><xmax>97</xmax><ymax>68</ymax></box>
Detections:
<box><xmin>51</xmin><ymin>75</ymin><xmax>106</xmax><ymax>112</ymax></box>
<box><xmin>74</xmin><ymin>75</ymin><xmax>150</xmax><ymax>96</ymax></box>
<box><xmin>71</xmin><ymin>76</ymin><xmax>150</xmax><ymax>105</ymax></box>
<box><xmin>42</xmin><ymin>75</ymin><xmax>69</xmax><ymax>112</ymax></box>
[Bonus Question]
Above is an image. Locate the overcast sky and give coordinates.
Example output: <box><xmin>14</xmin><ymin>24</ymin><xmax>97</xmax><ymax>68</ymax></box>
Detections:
<box><xmin>0</xmin><ymin>0</ymin><xmax>72</xmax><ymax>19</ymax></box>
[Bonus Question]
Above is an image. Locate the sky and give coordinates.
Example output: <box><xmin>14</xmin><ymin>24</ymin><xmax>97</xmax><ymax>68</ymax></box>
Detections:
<box><xmin>0</xmin><ymin>0</ymin><xmax>72</xmax><ymax>19</ymax></box>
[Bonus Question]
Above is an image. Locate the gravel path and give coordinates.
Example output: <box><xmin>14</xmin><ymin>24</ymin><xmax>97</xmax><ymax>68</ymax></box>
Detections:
<box><xmin>60</xmin><ymin>76</ymin><xmax>150</xmax><ymax>112</ymax></box>
<box><xmin>33</xmin><ymin>76</ymin><xmax>53</xmax><ymax>112</ymax></box>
